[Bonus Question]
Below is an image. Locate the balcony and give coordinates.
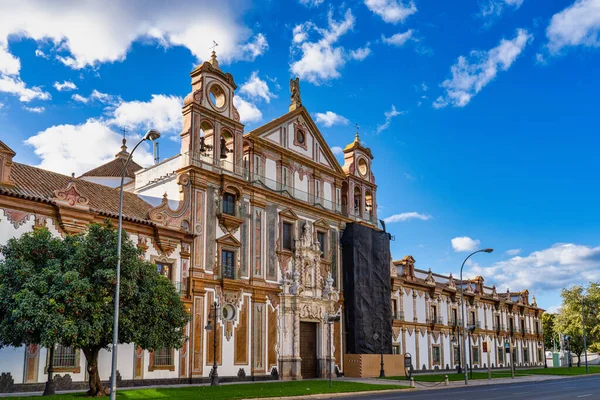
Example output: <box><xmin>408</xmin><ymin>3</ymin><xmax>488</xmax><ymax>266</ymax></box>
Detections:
<box><xmin>449</xmin><ymin>318</ymin><xmax>463</xmax><ymax>327</ymax></box>
<box><xmin>182</xmin><ymin>152</ymin><xmax>377</xmax><ymax>224</ymax></box>
<box><xmin>173</xmin><ymin>281</ymin><xmax>187</xmax><ymax>296</ymax></box>
<box><xmin>495</xmin><ymin>324</ymin><xmax>505</xmax><ymax>332</ymax></box>
<box><xmin>394</xmin><ymin>311</ymin><xmax>405</xmax><ymax>321</ymax></box>
<box><xmin>426</xmin><ymin>316</ymin><xmax>444</xmax><ymax>325</ymax></box>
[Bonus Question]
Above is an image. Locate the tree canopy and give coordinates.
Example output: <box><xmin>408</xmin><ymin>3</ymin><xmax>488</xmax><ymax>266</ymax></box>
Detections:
<box><xmin>554</xmin><ymin>283</ymin><xmax>600</xmax><ymax>366</ymax></box>
<box><xmin>0</xmin><ymin>223</ymin><xmax>189</xmax><ymax>396</ymax></box>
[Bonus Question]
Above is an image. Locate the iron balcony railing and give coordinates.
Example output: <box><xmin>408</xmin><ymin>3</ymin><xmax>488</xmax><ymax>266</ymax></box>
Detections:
<box><xmin>173</xmin><ymin>281</ymin><xmax>187</xmax><ymax>296</ymax></box>
<box><xmin>426</xmin><ymin>317</ymin><xmax>444</xmax><ymax>325</ymax></box>
<box><xmin>182</xmin><ymin>152</ymin><xmax>377</xmax><ymax>225</ymax></box>
<box><xmin>449</xmin><ymin>318</ymin><xmax>463</xmax><ymax>327</ymax></box>
<box><xmin>495</xmin><ymin>324</ymin><xmax>505</xmax><ymax>332</ymax></box>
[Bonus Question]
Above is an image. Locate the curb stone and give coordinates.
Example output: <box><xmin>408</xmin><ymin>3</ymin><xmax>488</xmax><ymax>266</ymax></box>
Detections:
<box><xmin>242</xmin><ymin>388</ymin><xmax>415</xmax><ymax>400</ymax></box>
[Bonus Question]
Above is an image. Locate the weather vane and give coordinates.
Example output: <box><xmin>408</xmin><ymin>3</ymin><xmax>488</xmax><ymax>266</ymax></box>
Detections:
<box><xmin>355</xmin><ymin>123</ymin><xmax>360</xmax><ymax>132</ymax></box>
<box><xmin>210</xmin><ymin>40</ymin><xmax>219</xmax><ymax>52</ymax></box>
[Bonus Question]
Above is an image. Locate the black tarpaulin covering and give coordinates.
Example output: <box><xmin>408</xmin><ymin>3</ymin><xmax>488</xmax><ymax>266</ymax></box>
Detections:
<box><xmin>341</xmin><ymin>223</ymin><xmax>392</xmax><ymax>354</ymax></box>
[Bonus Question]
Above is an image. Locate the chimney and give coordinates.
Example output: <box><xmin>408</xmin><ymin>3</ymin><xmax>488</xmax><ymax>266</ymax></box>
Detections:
<box><xmin>0</xmin><ymin>140</ymin><xmax>16</xmax><ymax>186</ymax></box>
<box><xmin>153</xmin><ymin>141</ymin><xmax>160</xmax><ymax>164</ymax></box>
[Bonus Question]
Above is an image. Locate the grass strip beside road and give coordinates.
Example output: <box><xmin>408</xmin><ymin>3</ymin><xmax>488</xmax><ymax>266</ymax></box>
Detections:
<box><xmin>520</xmin><ymin>366</ymin><xmax>600</xmax><ymax>376</ymax></box>
<box><xmin>9</xmin><ymin>380</ymin><xmax>408</xmax><ymax>400</ymax></box>
<box><xmin>386</xmin><ymin>371</ymin><xmax>530</xmax><ymax>382</ymax></box>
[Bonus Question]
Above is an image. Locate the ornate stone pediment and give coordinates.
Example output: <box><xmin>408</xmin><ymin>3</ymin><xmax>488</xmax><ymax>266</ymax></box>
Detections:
<box><xmin>53</xmin><ymin>182</ymin><xmax>89</xmax><ymax>208</ymax></box>
<box><xmin>216</xmin><ymin>233</ymin><xmax>241</xmax><ymax>247</ymax></box>
<box><xmin>424</xmin><ymin>269</ymin><xmax>436</xmax><ymax>286</ymax></box>
<box><xmin>279</xmin><ymin>208</ymin><xmax>299</xmax><ymax>221</ymax></box>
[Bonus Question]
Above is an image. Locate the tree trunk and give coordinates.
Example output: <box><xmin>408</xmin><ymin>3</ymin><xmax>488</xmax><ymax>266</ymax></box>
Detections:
<box><xmin>576</xmin><ymin>353</ymin><xmax>581</xmax><ymax>368</ymax></box>
<box><xmin>83</xmin><ymin>348</ymin><xmax>107</xmax><ymax>397</ymax></box>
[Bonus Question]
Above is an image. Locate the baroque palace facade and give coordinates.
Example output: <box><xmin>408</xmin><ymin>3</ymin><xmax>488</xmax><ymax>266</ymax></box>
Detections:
<box><xmin>0</xmin><ymin>52</ymin><xmax>543</xmax><ymax>390</ymax></box>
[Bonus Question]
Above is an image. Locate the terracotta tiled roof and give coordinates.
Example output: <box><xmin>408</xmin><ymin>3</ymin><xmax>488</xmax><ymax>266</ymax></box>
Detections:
<box><xmin>1</xmin><ymin>163</ymin><xmax>153</xmax><ymax>223</ymax></box>
<box><xmin>80</xmin><ymin>157</ymin><xmax>143</xmax><ymax>179</ymax></box>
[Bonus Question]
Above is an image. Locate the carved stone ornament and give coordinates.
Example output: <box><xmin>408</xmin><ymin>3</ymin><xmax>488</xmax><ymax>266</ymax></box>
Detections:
<box><xmin>232</xmin><ymin>104</ymin><xmax>240</xmax><ymax>122</ymax></box>
<box><xmin>492</xmin><ymin>285</ymin><xmax>498</xmax><ymax>299</ymax></box>
<box><xmin>424</xmin><ymin>268</ymin><xmax>436</xmax><ymax>285</ymax></box>
<box><xmin>3</xmin><ymin>209</ymin><xmax>31</xmax><ymax>229</ymax></box>
<box><xmin>53</xmin><ymin>182</ymin><xmax>89</xmax><ymax>207</ymax></box>
<box><xmin>149</xmin><ymin>174</ymin><xmax>192</xmax><ymax>229</ymax></box>
<box><xmin>465</xmin><ymin>282</ymin><xmax>474</xmax><ymax>294</ymax></box>
<box><xmin>447</xmin><ymin>273</ymin><xmax>456</xmax><ymax>290</ymax></box>
<box><xmin>183</xmin><ymin>86</ymin><xmax>203</xmax><ymax>107</ymax></box>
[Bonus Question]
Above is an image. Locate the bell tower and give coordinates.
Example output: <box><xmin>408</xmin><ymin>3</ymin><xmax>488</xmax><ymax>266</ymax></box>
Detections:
<box><xmin>341</xmin><ymin>130</ymin><xmax>377</xmax><ymax>224</ymax></box>
<box><xmin>180</xmin><ymin>49</ymin><xmax>244</xmax><ymax>174</ymax></box>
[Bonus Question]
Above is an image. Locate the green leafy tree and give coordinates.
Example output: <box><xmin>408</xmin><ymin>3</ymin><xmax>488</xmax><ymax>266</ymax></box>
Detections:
<box><xmin>554</xmin><ymin>283</ymin><xmax>600</xmax><ymax>367</ymax></box>
<box><xmin>0</xmin><ymin>223</ymin><xmax>190</xmax><ymax>397</ymax></box>
<box><xmin>542</xmin><ymin>313</ymin><xmax>557</xmax><ymax>350</ymax></box>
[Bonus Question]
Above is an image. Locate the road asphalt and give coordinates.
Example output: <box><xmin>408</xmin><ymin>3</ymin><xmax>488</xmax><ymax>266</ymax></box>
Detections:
<box><xmin>339</xmin><ymin>375</ymin><xmax>600</xmax><ymax>399</ymax></box>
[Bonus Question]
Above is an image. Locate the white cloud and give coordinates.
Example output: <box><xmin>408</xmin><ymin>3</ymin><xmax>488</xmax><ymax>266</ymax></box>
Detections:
<box><xmin>0</xmin><ymin>1</ymin><xmax>267</xmax><ymax>72</ymax></box>
<box><xmin>382</xmin><ymin>30</ymin><xmax>414</xmax><ymax>46</ymax></box>
<box><xmin>451</xmin><ymin>236</ymin><xmax>481</xmax><ymax>252</ymax></box>
<box><xmin>506</xmin><ymin>248</ymin><xmax>522</xmax><ymax>256</ymax></box>
<box><xmin>469</xmin><ymin>243</ymin><xmax>600</xmax><ymax>293</ymax></box>
<box><xmin>384</xmin><ymin>212</ymin><xmax>432</xmax><ymax>223</ymax></box>
<box><xmin>315</xmin><ymin>111</ymin><xmax>350</xmax><ymax>127</ymax></box>
<box><xmin>376</xmin><ymin>104</ymin><xmax>404</xmax><ymax>133</ymax></box>
<box><xmin>110</xmin><ymin>94</ymin><xmax>183</xmax><ymax>136</ymax></box>
<box><xmin>331</xmin><ymin>146</ymin><xmax>344</xmax><ymax>156</ymax></box>
<box><xmin>364</xmin><ymin>0</ymin><xmax>417</xmax><ymax>24</ymax></box>
<box><xmin>0</xmin><ymin>75</ymin><xmax>51</xmax><ymax>102</ymax></box>
<box><xmin>35</xmin><ymin>49</ymin><xmax>48</xmax><ymax>59</ymax></box>
<box><xmin>72</xmin><ymin>94</ymin><xmax>89</xmax><ymax>103</ymax></box>
<box><xmin>236</xmin><ymin>33</ymin><xmax>269</xmax><ymax>62</ymax></box>
<box><xmin>479</xmin><ymin>0</ymin><xmax>524</xmax><ymax>18</ymax></box>
<box><xmin>290</xmin><ymin>9</ymin><xmax>368</xmax><ymax>85</ymax></box>
<box><xmin>404</xmin><ymin>172</ymin><xmax>415</xmax><ymax>180</ymax></box>
<box><xmin>90</xmin><ymin>90</ymin><xmax>119</xmax><ymax>104</ymax></box>
<box><xmin>433</xmin><ymin>29</ymin><xmax>532</xmax><ymax>108</ymax></box>
<box><xmin>546</xmin><ymin>0</ymin><xmax>600</xmax><ymax>54</ymax></box>
<box><xmin>53</xmin><ymin>81</ymin><xmax>77</xmax><ymax>91</ymax></box>
<box><xmin>24</xmin><ymin>119</ymin><xmax>154</xmax><ymax>176</ymax></box>
<box><xmin>299</xmin><ymin>0</ymin><xmax>324</xmax><ymax>7</ymax></box>
<box><xmin>239</xmin><ymin>71</ymin><xmax>276</xmax><ymax>103</ymax></box>
<box><xmin>233</xmin><ymin>96</ymin><xmax>262</xmax><ymax>124</ymax></box>
<box><xmin>0</xmin><ymin>45</ymin><xmax>20</xmax><ymax>75</ymax></box>
<box><xmin>23</xmin><ymin>106</ymin><xmax>45</xmax><ymax>113</ymax></box>
<box><xmin>350</xmin><ymin>46</ymin><xmax>371</xmax><ymax>60</ymax></box>
<box><xmin>0</xmin><ymin>102</ymin><xmax>4</xmax><ymax>109</ymax></box>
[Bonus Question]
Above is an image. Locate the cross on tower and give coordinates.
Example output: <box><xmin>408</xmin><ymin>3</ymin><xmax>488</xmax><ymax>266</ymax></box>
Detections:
<box><xmin>210</xmin><ymin>40</ymin><xmax>219</xmax><ymax>53</ymax></box>
<box><xmin>355</xmin><ymin>123</ymin><xmax>360</xmax><ymax>132</ymax></box>
<box><xmin>120</xmin><ymin>127</ymin><xmax>128</xmax><ymax>140</ymax></box>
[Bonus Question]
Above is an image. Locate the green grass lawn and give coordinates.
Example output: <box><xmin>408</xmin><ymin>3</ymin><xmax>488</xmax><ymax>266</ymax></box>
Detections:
<box><xmin>385</xmin><ymin>370</ymin><xmax>530</xmax><ymax>382</ymax></box>
<box><xmin>518</xmin><ymin>366</ymin><xmax>600</xmax><ymax>376</ymax></box>
<box><xmin>9</xmin><ymin>380</ymin><xmax>408</xmax><ymax>400</ymax></box>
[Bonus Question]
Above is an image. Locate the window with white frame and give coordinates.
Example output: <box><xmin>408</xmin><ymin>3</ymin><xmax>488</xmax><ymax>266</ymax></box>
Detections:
<box><xmin>432</xmin><ymin>345</ymin><xmax>441</xmax><ymax>364</ymax></box>
<box><xmin>53</xmin><ymin>345</ymin><xmax>78</xmax><ymax>369</ymax></box>
<box><xmin>254</xmin><ymin>155</ymin><xmax>261</xmax><ymax>176</ymax></box>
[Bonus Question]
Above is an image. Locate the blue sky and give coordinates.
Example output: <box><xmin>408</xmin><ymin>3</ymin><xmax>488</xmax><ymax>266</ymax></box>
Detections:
<box><xmin>1</xmin><ymin>0</ymin><xmax>599</xmax><ymax>312</ymax></box>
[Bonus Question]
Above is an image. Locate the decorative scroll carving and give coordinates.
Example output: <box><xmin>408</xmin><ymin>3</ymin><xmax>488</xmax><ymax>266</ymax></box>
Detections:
<box><xmin>53</xmin><ymin>182</ymin><xmax>89</xmax><ymax>207</ymax></box>
<box><xmin>149</xmin><ymin>174</ymin><xmax>192</xmax><ymax>229</ymax></box>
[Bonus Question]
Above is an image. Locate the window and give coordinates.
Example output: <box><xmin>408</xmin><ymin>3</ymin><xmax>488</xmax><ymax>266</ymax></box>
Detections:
<box><xmin>53</xmin><ymin>345</ymin><xmax>78</xmax><ymax>369</ymax></box>
<box><xmin>222</xmin><ymin>193</ymin><xmax>236</xmax><ymax>216</ymax></box>
<box><xmin>496</xmin><ymin>315</ymin><xmax>501</xmax><ymax>330</ymax></box>
<box><xmin>156</xmin><ymin>262</ymin><xmax>171</xmax><ymax>279</ymax></box>
<box><xmin>431</xmin><ymin>305</ymin><xmax>438</xmax><ymax>322</ymax></box>
<box><xmin>538</xmin><ymin>349</ymin><xmax>543</xmax><ymax>363</ymax></box>
<box><xmin>470</xmin><ymin>311</ymin><xmax>476</xmax><ymax>325</ymax></box>
<box><xmin>282</xmin><ymin>167</ymin><xmax>289</xmax><ymax>189</ymax></box>
<box><xmin>453</xmin><ymin>346</ymin><xmax>460</xmax><ymax>364</ymax></box>
<box><xmin>392</xmin><ymin>345</ymin><xmax>401</xmax><ymax>355</ymax></box>
<box><xmin>498</xmin><ymin>347</ymin><xmax>504</xmax><ymax>364</ymax></box>
<box><xmin>254</xmin><ymin>155</ymin><xmax>262</xmax><ymax>176</ymax></box>
<box><xmin>153</xmin><ymin>348</ymin><xmax>174</xmax><ymax>368</ymax></box>
<box><xmin>472</xmin><ymin>347</ymin><xmax>480</xmax><ymax>364</ymax></box>
<box><xmin>524</xmin><ymin>348</ymin><xmax>529</xmax><ymax>363</ymax></box>
<box><xmin>221</xmin><ymin>249</ymin><xmax>235</xmax><ymax>279</ymax></box>
<box><xmin>282</xmin><ymin>222</ymin><xmax>294</xmax><ymax>251</ymax></box>
<box><xmin>509</xmin><ymin>318</ymin><xmax>514</xmax><ymax>333</ymax></box>
<box><xmin>432</xmin><ymin>346</ymin><xmax>441</xmax><ymax>364</ymax></box>
<box><xmin>315</xmin><ymin>180</ymin><xmax>321</xmax><ymax>200</ymax></box>
<box><xmin>254</xmin><ymin>211</ymin><xmax>262</xmax><ymax>276</ymax></box>
<box><xmin>452</xmin><ymin>308</ymin><xmax>458</xmax><ymax>326</ymax></box>
<box><xmin>317</xmin><ymin>231</ymin><xmax>326</xmax><ymax>257</ymax></box>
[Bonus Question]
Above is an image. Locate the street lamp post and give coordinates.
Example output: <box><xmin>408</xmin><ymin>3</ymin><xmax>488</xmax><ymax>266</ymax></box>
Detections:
<box><xmin>42</xmin><ymin>345</ymin><xmax>55</xmax><ymax>396</ymax></box>
<box><xmin>452</xmin><ymin>335</ymin><xmax>462</xmax><ymax>374</ymax></box>
<box><xmin>460</xmin><ymin>248</ymin><xmax>493</xmax><ymax>386</ymax></box>
<box><xmin>109</xmin><ymin>129</ymin><xmax>161</xmax><ymax>400</ymax></box>
<box><xmin>205</xmin><ymin>301</ymin><xmax>219</xmax><ymax>386</ymax></box>
<box><xmin>582</xmin><ymin>294</ymin><xmax>589</xmax><ymax>374</ymax></box>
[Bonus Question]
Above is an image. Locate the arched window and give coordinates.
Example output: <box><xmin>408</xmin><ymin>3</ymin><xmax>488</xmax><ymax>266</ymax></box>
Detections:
<box><xmin>365</xmin><ymin>190</ymin><xmax>373</xmax><ymax>220</ymax></box>
<box><xmin>353</xmin><ymin>187</ymin><xmax>362</xmax><ymax>216</ymax></box>
<box><xmin>220</xmin><ymin>129</ymin><xmax>234</xmax><ymax>170</ymax></box>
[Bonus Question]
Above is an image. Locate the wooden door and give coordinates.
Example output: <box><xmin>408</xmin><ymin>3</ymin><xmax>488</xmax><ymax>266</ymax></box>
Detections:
<box><xmin>300</xmin><ymin>322</ymin><xmax>317</xmax><ymax>378</ymax></box>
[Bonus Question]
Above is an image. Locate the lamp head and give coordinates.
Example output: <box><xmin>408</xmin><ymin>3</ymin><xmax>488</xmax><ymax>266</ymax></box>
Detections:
<box><xmin>144</xmin><ymin>129</ymin><xmax>161</xmax><ymax>141</ymax></box>
<box><xmin>483</xmin><ymin>248</ymin><xmax>494</xmax><ymax>253</ymax></box>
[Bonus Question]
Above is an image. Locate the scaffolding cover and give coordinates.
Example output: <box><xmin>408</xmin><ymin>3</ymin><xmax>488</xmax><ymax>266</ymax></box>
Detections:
<box><xmin>341</xmin><ymin>223</ymin><xmax>392</xmax><ymax>354</ymax></box>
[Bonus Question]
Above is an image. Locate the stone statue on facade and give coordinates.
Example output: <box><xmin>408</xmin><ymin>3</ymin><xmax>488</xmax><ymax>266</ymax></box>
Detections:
<box><xmin>289</xmin><ymin>77</ymin><xmax>302</xmax><ymax>111</ymax></box>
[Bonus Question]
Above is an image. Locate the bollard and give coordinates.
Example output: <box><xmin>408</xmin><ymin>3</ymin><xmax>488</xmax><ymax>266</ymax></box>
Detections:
<box><xmin>410</xmin><ymin>377</ymin><xmax>415</xmax><ymax>388</ymax></box>
<box><xmin>444</xmin><ymin>375</ymin><xmax>449</xmax><ymax>386</ymax></box>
